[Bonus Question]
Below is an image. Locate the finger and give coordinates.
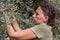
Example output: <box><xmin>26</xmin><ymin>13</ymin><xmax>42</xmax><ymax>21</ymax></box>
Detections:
<box><xmin>12</xmin><ymin>16</ymin><xmax>16</xmax><ymax>21</ymax></box>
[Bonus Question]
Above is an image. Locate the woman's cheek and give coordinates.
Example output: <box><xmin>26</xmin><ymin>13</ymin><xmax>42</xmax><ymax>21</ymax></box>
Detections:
<box><xmin>36</xmin><ymin>15</ymin><xmax>42</xmax><ymax>19</ymax></box>
<box><xmin>37</xmin><ymin>15</ymin><xmax>44</xmax><ymax>22</ymax></box>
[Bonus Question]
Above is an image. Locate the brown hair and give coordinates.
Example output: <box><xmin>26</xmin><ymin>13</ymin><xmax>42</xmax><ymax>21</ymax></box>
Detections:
<box><xmin>38</xmin><ymin>1</ymin><xmax>55</xmax><ymax>27</ymax></box>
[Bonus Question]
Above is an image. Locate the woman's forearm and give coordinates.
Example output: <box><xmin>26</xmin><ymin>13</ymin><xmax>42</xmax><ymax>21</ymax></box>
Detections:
<box><xmin>6</xmin><ymin>22</ymin><xmax>15</xmax><ymax>36</ymax></box>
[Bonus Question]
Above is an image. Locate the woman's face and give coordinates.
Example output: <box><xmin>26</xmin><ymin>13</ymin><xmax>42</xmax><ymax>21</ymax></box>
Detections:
<box><xmin>32</xmin><ymin>6</ymin><xmax>48</xmax><ymax>24</ymax></box>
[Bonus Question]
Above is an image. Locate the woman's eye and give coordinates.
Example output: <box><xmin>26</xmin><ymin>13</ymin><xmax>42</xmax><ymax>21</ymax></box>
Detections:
<box><xmin>35</xmin><ymin>11</ymin><xmax>39</xmax><ymax>15</ymax></box>
<box><xmin>32</xmin><ymin>11</ymin><xmax>39</xmax><ymax>15</ymax></box>
<box><xmin>36</xmin><ymin>13</ymin><xmax>39</xmax><ymax>15</ymax></box>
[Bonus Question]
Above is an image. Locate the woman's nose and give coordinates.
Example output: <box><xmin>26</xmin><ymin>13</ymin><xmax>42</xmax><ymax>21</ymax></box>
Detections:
<box><xmin>32</xmin><ymin>14</ymin><xmax>35</xmax><ymax>18</ymax></box>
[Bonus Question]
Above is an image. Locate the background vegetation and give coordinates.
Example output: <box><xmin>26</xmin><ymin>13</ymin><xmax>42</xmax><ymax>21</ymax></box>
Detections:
<box><xmin>0</xmin><ymin>0</ymin><xmax>60</xmax><ymax>40</ymax></box>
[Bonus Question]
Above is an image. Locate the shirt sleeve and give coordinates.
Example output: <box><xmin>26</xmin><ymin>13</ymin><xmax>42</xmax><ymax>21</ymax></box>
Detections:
<box><xmin>30</xmin><ymin>24</ymin><xmax>52</xmax><ymax>40</ymax></box>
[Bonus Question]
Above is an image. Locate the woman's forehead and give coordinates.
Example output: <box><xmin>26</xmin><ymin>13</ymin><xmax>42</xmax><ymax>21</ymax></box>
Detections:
<box><xmin>36</xmin><ymin>6</ymin><xmax>44</xmax><ymax>14</ymax></box>
<box><xmin>36</xmin><ymin>6</ymin><xmax>43</xmax><ymax>11</ymax></box>
<box><xmin>37</xmin><ymin>6</ymin><xmax>41</xmax><ymax>10</ymax></box>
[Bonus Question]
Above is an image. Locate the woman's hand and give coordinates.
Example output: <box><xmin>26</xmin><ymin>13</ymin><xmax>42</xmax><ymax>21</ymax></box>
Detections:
<box><xmin>12</xmin><ymin>16</ymin><xmax>16</xmax><ymax>21</ymax></box>
<box><xmin>11</xmin><ymin>16</ymin><xmax>22</xmax><ymax>31</ymax></box>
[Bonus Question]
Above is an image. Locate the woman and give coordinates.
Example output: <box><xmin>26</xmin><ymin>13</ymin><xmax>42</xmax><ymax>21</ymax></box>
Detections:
<box><xmin>3</xmin><ymin>1</ymin><xmax>55</xmax><ymax>40</ymax></box>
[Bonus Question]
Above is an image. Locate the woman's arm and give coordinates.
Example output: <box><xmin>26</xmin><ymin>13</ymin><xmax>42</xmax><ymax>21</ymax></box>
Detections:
<box><xmin>11</xmin><ymin>16</ymin><xmax>36</xmax><ymax>39</ymax></box>
<box><xmin>8</xmin><ymin>28</ymin><xmax>36</xmax><ymax>40</ymax></box>
<box><xmin>3</xmin><ymin>13</ymin><xmax>36</xmax><ymax>40</ymax></box>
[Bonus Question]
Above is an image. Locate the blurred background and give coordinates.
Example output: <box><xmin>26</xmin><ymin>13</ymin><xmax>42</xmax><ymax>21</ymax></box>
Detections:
<box><xmin>0</xmin><ymin>0</ymin><xmax>60</xmax><ymax>40</ymax></box>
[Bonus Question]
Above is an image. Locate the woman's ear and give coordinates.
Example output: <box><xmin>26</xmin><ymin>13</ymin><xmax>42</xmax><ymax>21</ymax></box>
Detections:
<box><xmin>44</xmin><ymin>16</ymin><xmax>49</xmax><ymax>23</ymax></box>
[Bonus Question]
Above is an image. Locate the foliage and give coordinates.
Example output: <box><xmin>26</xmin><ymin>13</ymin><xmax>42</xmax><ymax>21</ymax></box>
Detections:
<box><xmin>0</xmin><ymin>0</ymin><xmax>60</xmax><ymax>40</ymax></box>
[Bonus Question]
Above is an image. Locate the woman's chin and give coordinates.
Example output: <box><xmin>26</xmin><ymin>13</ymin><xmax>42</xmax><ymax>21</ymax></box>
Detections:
<box><xmin>33</xmin><ymin>21</ymin><xmax>37</xmax><ymax>24</ymax></box>
<box><xmin>33</xmin><ymin>20</ymin><xmax>40</xmax><ymax>25</ymax></box>
<box><xmin>34</xmin><ymin>22</ymin><xmax>39</xmax><ymax>25</ymax></box>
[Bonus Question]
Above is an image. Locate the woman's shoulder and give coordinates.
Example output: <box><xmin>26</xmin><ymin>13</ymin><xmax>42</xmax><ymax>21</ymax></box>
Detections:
<box><xmin>30</xmin><ymin>24</ymin><xmax>53</xmax><ymax>40</ymax></box>
<box><xmin>32</xmin><ymin>23</ymin><xmax>52</xmax><ymax>30</ymax></box>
